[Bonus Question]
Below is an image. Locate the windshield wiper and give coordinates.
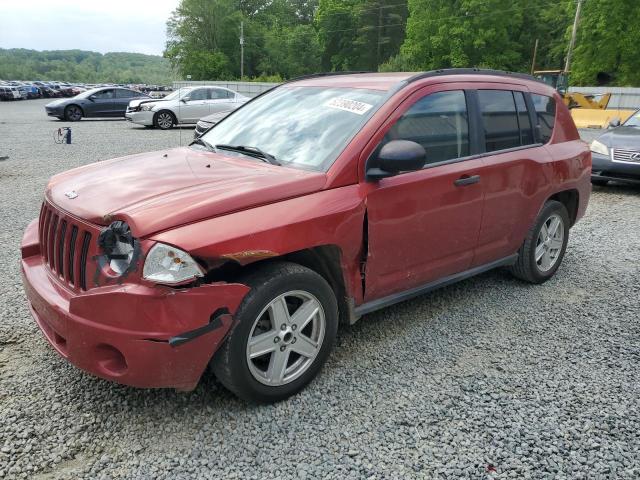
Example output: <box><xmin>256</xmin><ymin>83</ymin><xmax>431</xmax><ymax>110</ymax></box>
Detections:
<box><xmin>190</xmin><ymin>137</ymin><xmax>216</xmax><ymax>152</ymax></box>
<box><xmin>215</xmin><ymin>144</ymin><xmax>280</xmax><ymax>165</ymax></box>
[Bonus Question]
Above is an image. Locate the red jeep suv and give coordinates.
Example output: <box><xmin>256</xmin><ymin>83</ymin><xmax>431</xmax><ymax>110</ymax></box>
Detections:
<box><xmin>21</xmin><ymin>70</ymin><xmax>591</xmax><ymax>402</ymax></box>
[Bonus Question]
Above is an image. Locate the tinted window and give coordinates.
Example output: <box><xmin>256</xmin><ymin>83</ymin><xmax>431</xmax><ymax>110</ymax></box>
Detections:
<box><xmin>478</xmin><ymin>90</ymin><xmax>520</xmax><ymax>151</ymax></box>
<box><xmin>514</xmin><ymin>92</ymin><xmax>534</xmax><ymax>145</ymax></box>
<box><xmin>189</xmin><ymin>89</ymin><xmax>208</xmax><ymax>101</ymax></box>
<box><xmin>210</xmin><ymin>88</ymin><xmax>233</xmax><ymax>100</ymax></box>
<box><xmin>92</xmin><ymin>89</ymin><xmax>115</xmax><ymax>99</ymax></box>
<box><xmin>531</xmin><ymin>94</ymin><xmax>556</xmax><ymax>143</ymax></box>
<box><xmin>384</xmin><ymin>90</ymin><xmax>469</xmax><ymax>164</ymax></box>
<box><xmin>115</xmin><ymin>89</ymin><xmax>138</xmax><ymax>98</ymax></box>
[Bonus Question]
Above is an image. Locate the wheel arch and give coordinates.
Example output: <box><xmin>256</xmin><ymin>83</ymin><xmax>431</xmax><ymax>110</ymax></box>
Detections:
<box><xmin>205</xmin><ymin>245</ymin><xmax>355</xmax><ymax>326</ymax></box>
<box><xmin>153</xmin><ymin>109</ymin><xmax>177</xmax><ymax>125</ymax></box>
<box><xmin>65</xmin><ymin>103</ymin><xmax>84</xmax><ymax>116</ymax></box>
<box><xmin>547</xmin><ymin>189</ymin><xmax>579</xmax><ymax>226</ymax></box>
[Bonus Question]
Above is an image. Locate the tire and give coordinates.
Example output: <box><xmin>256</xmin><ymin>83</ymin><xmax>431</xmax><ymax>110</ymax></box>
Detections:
<box><xmin>211</xmin><ymin>261</ymin><xmax>338</xmax><ymax>403</ymax></box>
<box><xmin>154</xmin><ymin>110</ymin><xmax>176</xmax><ymax>129</ymax></box>
<box><xmin>64</xmin><ymin>105</ymin><xmax>83</xmax><ymax>121</ymax></box>
<box><xmin>508</xmin><ymin>200</ymin><xmax>570</xmax><ymax>284</ymax></box>
<box><xmin>591</xmin><ymin>177</ymin><xmax>609</xmax><ymax>186</ymax></box>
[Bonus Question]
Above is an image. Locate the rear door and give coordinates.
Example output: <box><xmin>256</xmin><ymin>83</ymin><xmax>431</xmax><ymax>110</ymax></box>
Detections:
<box><xmin>207</xmin><ymin>88</ymin><xmax>236</xmax><ymax>114</ymax></box>
<box><xmin>363</xmin><ymin>86</ymin><xmax>485</xmax><ymax>301</ymax></box>
<box><xmin>114</xmin><ymin>89</ymin><xmax>140</xmax><ymax>116</ymax></box>
<box><xmin>470</xmin><ymin>88</ymin><xmax>553</xmax><ymax>266</ymax></box>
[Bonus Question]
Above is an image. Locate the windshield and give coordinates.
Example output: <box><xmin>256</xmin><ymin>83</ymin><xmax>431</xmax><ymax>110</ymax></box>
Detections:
<box><xmin>76</xmin><ymin>87</ymin><xmax>103</xmax><ymax>99</ymax></box>
<box><xmin>159</xmin><ymin>89</ymin><xmax>185</xmax><ymax>101</ymax></box>
<box><xmin>623</xmin><ymin>110</ymin><xmax>640</xmax><ymax>127</ymax></box>
<box><xmin>201</xmin><ymin>86</ymin><xmax>386</xmax><ymax>171</ymax></box>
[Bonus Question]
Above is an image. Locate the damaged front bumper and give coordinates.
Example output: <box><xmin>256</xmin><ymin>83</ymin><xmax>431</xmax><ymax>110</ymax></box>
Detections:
<box><xmin>21</xmin><ymin>219</ymin><xmax>249</xmax><ymax>391</ymax></box>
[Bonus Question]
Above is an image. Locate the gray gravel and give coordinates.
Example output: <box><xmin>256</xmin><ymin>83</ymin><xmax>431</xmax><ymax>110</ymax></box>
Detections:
<box><xmin>1</xmin><ymin>99</ymin><xmax>640</xmax><ymax>479</ymax></box>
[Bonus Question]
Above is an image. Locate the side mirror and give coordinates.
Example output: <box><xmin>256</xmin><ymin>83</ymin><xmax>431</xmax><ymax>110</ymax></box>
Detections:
<box><xmin>366</xmin><ymin>140</ymin><xmax>427</xmax><ymax>180</ymax></box>
<box><xmin>608</xmin><ymin>117</ymin><xmax>621</xmax><ymax>128</ymax></box>
<box><xmin>88</xmin><ymin>95</ymin><xmax>96</xmax><ymax>101</ymax></box>
<box><xmin>181</xmin><ymin>97</ymin><xmax>189</xmax><ymax>103</ymax></box>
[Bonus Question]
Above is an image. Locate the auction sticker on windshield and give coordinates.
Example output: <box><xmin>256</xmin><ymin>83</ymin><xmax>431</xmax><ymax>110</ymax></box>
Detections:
<box><xmin>324</xmin><ymin>97</ymin><xmax>374</xmax><ymax>115</ymax></box>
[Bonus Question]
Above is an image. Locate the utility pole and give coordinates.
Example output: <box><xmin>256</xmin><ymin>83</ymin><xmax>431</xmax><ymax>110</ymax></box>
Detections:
<box><xmin>530</xmin><ymin>38</ymin><xmax>539</xmax><ymax>75</ymax></box>
<box><xmin>564</xmin><ymin>0</ymin><xmax>583</xmax><ymax>74</ymax></box>
<box><xmin>240</xmin><ymin>21</ymin><xmax>244</xmax><ymax>80</ymax></box>
<box><xmin>376</xmin><ymin>3</ymin><xmax>383</xmax><ymax>68</ymax></box>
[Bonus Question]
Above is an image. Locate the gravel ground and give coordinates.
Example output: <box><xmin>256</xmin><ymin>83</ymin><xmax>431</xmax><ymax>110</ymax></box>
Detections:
<box><xmin>1</xmin><ymin>99</ymin><xmax>639</xmax><ymax>479</ymax></box>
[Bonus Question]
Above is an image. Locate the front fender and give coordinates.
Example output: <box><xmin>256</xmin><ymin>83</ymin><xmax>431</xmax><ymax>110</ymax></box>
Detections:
<box><xmin>150</xmin><ymin>185</ymin><xmax>366</xmax><ymax>302</ymax></box>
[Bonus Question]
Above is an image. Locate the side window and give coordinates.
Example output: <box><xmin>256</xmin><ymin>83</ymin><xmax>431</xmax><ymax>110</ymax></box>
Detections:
<box><xmin>531</xmin><ymin>93</ymin><xmax>556</xmax><ymax>143</ymax></box>
<box><xmin>514</xmin><ymin>92</ymin><xmax>534</xmax><ymax>145</ymax></box>
<box><xmin>189</xmin><ymin>89</ymin><xmax>208</xmax><ymax>101</ymax></box>
<box><xmin>384</xmin><ymin>90</ymin><xmax>469</xmax><ymax>164</ymax></box>
<box><xmin>478</xmin><ymin>90</ymin><xmax>520</xmax><ymax>152</ymax></box>
<box><xmin>115</xmin><ymin>89</ymin><xmax>137</xmax><ymax>98</ymax></box>
<box><xmin>93</xmin><ymin>89</ymin><xmax>115</xmax><ymax>99</ymax></box>
<box><xmin>210</xmin><ymin>88</ymin><xmax>233</xmax><ymax>100</ymax></box>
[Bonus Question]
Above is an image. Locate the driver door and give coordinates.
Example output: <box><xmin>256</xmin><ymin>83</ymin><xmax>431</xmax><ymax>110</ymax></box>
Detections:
<box><xmin>88</xmin><ymin>89</ymin><xmax>116</xmax><ymax>116</ymax></box>
<box><xmin>178</xmin><ymin>88</ymin><xmax>210</xmax><ymax>123</ymax></box>
<box><xmin>363</xmin><ymin>87</ymin><xmax>485</xmax><ymax>301</ymax></box>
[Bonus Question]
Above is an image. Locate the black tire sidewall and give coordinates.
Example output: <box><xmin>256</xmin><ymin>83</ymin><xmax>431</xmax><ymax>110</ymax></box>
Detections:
<box><xmin>526</xmin><ymin>201</ymin><xmax>570</xmax><ymax>282</ymax></box>
<box><xmin>154</xmin><ymin>110</ymin><xmax>175</xmax><ymax>129</ymax></box>
<box><xmin>64</xmin><ymin>105</ymin><xmax>82</xmax><ymax>121</ymax></box>
<box><xmin>214</xmin><ymin>265</ymin><xmax>338</xmax><ymax>403</ymax></box>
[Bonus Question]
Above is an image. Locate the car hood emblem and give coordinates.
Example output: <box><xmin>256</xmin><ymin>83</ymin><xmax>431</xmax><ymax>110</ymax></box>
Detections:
<box><xmin>65</xmin><ymin>190</ymin><xmax>78</xmax><ymax>199</ymax></box>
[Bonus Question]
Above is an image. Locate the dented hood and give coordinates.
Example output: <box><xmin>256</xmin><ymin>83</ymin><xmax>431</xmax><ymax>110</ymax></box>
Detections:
<box><xmin>47</xmin><ymin>147</ymin><xmax>327</xmax><ymax>237</ymax></box>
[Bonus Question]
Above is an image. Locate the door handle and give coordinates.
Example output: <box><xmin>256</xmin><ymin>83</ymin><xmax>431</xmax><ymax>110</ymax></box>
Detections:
<box><xmin>454</xmin><ymin>175</ymin><xmax>480</xmax><ymax>187</ymax></box>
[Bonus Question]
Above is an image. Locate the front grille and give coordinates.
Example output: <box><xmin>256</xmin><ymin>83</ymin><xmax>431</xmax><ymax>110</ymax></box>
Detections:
<box><xmin>39</xmin><ymin>201</ymin><xmax>98</xmax><ymax>291</ymax></box>
<box><xmin>612</xmin><ymin>149</ymin><xmax>640</xmax><ymax>164</ymax></box>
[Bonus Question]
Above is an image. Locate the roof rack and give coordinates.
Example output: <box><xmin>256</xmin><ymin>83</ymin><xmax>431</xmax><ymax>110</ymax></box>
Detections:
<box><xmin>405</xmin><ymin>68</ymin><xmax>546</xmax><ymax>85</ymax></box>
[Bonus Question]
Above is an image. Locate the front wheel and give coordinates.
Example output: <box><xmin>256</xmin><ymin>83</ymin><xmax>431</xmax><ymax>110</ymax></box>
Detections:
<box><xmin>154</xmin><ymin>110</ymin><xmax>175</xmax><ymax>129</ymax></box>
<box><xmin>509</xmin><ymin>200</ymin><xmax>570</xmax><ymax>284</ymax></box>
<box><xmin>64</xmin><ymin>105</ymin><xmax>82</xmax><ymax>121</ymax></box>
<box><xmin>211</xmin><ymin>262</ymin><xmax>338</xmax><ymax>403</ymax></box>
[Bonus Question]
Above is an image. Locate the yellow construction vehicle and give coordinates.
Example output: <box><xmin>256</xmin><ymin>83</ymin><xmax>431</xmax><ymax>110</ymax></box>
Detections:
<box><xmin>533</xmin><ymin>70</ymin><xmax>634</xmax><ymax>128</ymax></box>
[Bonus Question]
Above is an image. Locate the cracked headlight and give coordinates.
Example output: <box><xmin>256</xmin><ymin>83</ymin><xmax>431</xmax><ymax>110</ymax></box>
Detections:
<box><xmin>590</xmin><ymin>139</ymin><xmax>609</xmax><ymax>156</ymax></box>
<box><xmin>98</xmin><ymin>221</ymin><xmax>138</xmax><ymax>275</ymax></box>
<box><xmin>143</xmin><ymin>243</ymin><xmax>204</xmax><ymax>284</ymax></box>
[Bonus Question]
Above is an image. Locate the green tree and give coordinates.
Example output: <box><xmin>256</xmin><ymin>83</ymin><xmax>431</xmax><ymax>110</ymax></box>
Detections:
<box><xmin>571</xmin><ymin>0</ymin><xmax>640</xmax><ymax>86</ymax></box>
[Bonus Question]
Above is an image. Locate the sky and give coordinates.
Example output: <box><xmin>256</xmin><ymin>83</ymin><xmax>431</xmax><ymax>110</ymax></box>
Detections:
<box><xmin>0</xmin><ymin>0</ymin><xmax>180</xmax><ymax>56</ymax></box>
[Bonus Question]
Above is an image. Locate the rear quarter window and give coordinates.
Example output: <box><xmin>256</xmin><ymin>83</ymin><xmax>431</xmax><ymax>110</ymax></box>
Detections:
<box><xmin>531</xmin><ymin>94</ymin><xmax>556</xmax><ymax>143</ymax></box>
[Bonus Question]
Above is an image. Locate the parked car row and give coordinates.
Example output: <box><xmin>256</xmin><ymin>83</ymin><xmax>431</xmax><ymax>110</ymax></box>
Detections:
<box><xmin>41</xmin><ymin>84</ymin><xmax>247</xmax><ymax>129</ymax></box>
<box><xmin>0</xmin><ymin>79</ymin><xmax>173</xmax><ymax>101</ymax></box>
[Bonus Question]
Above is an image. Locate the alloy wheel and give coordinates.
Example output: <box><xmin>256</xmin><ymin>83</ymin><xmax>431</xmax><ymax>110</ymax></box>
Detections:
<box><xmin>535</xmin><ymin>213</ymin><xmax>565</xmax><ymax>272</ymax></box>
<box><xmin>156</xmin><ymin>112</ymin><xmax>174</xmax><ymax>129</ymax></box>
<box><xmin>246</xmin><ymin>290</ymin><xmax>325</xmax><ymax>386</ymax></box>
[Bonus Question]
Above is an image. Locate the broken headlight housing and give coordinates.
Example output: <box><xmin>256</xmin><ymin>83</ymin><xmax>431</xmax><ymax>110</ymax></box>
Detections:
<box><xmin>143</xmin><ymin>243</ymin><xmax>204</xmax><ymax>285</ymax></box>
<box><xmin>98</xmin><ymin>221</ymin><xmax>138</xmax><ymax>275</ymax></box>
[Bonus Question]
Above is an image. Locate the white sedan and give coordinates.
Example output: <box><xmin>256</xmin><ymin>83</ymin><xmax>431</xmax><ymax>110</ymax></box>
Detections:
<box><xmin>125</xmin><ymin>86</ymin><xmax>249</xmax><ymax>129</ymax></box>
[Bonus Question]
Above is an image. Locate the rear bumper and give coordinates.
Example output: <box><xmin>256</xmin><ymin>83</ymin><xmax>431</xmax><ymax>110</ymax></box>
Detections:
<box><xmin>125</xmin><ymin>111</ymin><xmax>154</xmax><ymax>126</ymax></box>
<box><xmin>592</xmin><ymin>152</ymin><xmax>640</xmax><ymax>183</ymax></box>
<box><xmin>21</xmin><ymin>219</ymin><xmax>249</xmax><ymax>390</ymax></box>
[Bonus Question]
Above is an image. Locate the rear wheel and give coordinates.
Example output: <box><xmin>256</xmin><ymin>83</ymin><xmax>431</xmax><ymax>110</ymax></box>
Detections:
<box><xmin>211</xmin><ymin>262</ymin><xmax>338</xmax><ymax>403</ymax></box>
<box><xmin>154</xmin><ymin>110</ymin><xmax>176</xmax><ymax>129</ymax></box>
<box><xmin>509</xmin><ymin>200</ymin><xmax>570</xmax><ymax>284</ymax></box>
<box><xmin>64</xmin><ymin>105</ymin><xmax>82</xmax><ymax>121</ymax></box>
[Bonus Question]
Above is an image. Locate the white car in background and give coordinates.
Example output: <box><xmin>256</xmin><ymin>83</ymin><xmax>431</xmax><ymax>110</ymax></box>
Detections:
<box><xmin>125</xmin><ymin>86</ymin><xmax>249</xmax><ymax>129</ymax></box>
